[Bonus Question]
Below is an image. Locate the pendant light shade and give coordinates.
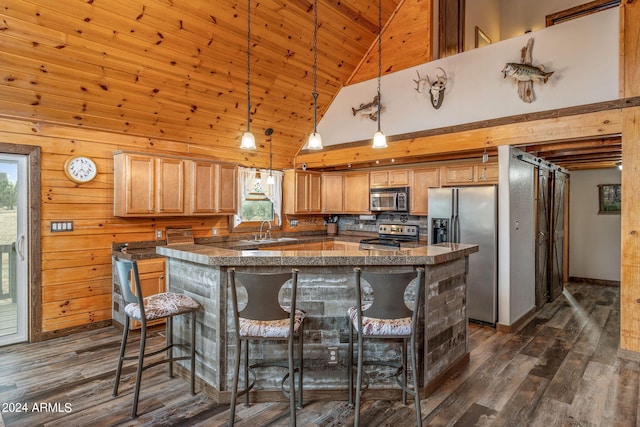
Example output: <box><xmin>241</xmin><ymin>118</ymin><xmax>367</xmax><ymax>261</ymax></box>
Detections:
<box><xmin>241</xmin><ymin>131</ymin><xmax>256</xmax><ymax>150</ymax></box>
<box><xmin>308</xmin><ymin>131</ymin><xmax>323</xmax><ymax>150</ymax></box>
<box><xmin>307</xmin><ymin>0</ymin><xmax>323</xmax><ymax>150</ymax></box>
<box><xmin>372</xmin><ymin>130</ymin><xmax>387</xmax><ymax>148</ymax></box>
<box><xmin>241</xmin><ymin>0</ymin><xmax>256</xmax><ymax>150</ymax></box>
<box><xmin>372</xmin><ymin>0</ymin><xmax>387</xmax><ymax>149</ymax></box>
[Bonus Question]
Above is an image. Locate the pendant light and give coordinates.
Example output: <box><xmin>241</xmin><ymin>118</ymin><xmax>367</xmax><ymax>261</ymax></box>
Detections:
<box><xmin>372</xmin><ymin>0</ymin><xmax>387</xmax><ymax>149</ymax></box>
<box><xmin>265</xmin><ymin>128</ymin><xmax>275</xmax><ymax>185</ymax></box>
<box><xmin>307</xmin><ymin>0</ymin><xmax>323</xmax><ymax>150</ymax></box>
<box><xmin>240</xmin><ymin>0</ymin><xmax>256</xmax><ymax>150</ymax></box>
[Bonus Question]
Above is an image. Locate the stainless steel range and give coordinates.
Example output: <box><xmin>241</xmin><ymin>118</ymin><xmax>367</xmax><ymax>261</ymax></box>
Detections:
<box><xmin>359</xmin><ymin>223</ymin><xmax>419</xmax><ymax>250</ymax></box>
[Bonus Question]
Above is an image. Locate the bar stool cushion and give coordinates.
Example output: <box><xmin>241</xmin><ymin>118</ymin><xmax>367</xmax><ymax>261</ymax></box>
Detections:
<box><xmin>239</xmin><ymin>307</ymin><xmax>306</xmax><ymax>338</ymax></box>
<box><xmin>124</xmin><ymin>292</ymin><xmax>201</xmax><ymax>321</ymax></box>
<box><xmin>347</xmin><ymin>304</ymin><xmax>412</xmax><ymax>336</ymax></box>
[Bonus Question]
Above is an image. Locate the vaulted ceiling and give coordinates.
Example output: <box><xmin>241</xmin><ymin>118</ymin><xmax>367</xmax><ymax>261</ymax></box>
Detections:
<box><xmin>0</xmin><ymin>1</ymin><xmax>622</xmax><ymax>171</ymax></box>
<box><xmin>0</xmin><ymin>0</ymin><xmax>431</xmax><ymax>170</ymax></box>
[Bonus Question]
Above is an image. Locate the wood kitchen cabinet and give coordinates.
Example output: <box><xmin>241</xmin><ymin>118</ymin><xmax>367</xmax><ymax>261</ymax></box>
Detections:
<box><xmin>186</xmin><ymin>161</ymin><xmax>237</xmax><ymax>215</ymax></box>
<box><xmin>114</xmin><ymin>152</ymin><xmax>184</xmax><ymax>216</ymax></box>
<box><xmin>343</xmin><ymin>172</ymin><xmax>371</xmax><ymax>213</ymax></box>
<box><xmin>370</xmin><ymin>169</ymin><xmax>409</xmax><ymax>187</ymax></box>
<box><xmin>442</xmin><ymin>162</ymin><xmax>498</xmax><ymax>186</ymax></box>
<box><xmin>283</xmin><ymin>170</ymin><xmax>322</xmax><ymax>214</ymax></box>
<box><xmin>114</xmin><ymin>152</ymin><xmax>156</xmax><ymax>216</ymax></box>
<box><xmin>321</xmin><ymin>172</ymin><xmax>369</xmax><ymax>214</ymax></box>
<box><xmin>409</xmin><ymin>167</ymin><xmax>440</xmax><ymax>215</ymax></box>
<box><xmin>114</xmin><ymin>151</ymin><xmax>237</xmax><ymax>217</ymax></box>
<box><xmin>475</xmin><ymin>163</ymin><xmax>499</xmax><ymax>183</ymax></box>
<box><xmin>321</xmin><ymin>173</ymin><xmax>344</xmax><ymax>213</ymax></box>
<box><xmin>156</xmin><ymin>157</ymin><xmax>185</xmax><ymax>214</ymax></box>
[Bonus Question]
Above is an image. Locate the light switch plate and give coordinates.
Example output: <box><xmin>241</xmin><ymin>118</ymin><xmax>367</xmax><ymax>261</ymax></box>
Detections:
<box><xmin>50</xmin><ymin>221</ymin><xmax>73</xmax><ymax>232</ymax></box>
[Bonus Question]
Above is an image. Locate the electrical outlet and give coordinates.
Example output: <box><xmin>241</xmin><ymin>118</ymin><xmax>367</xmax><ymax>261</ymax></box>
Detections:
<box><xmin>155</xmin><ymin>229</ymin><xmax>163</xmax><ymax>239</ymax></box>
<box><xmin>290</xmin><ymin>219</ymin><xmax>298</xmax><ymax>227</ymax></box>
<box><xmin>327</xmin><ymin>346</ymin><xmax>338</xmax><ymax>365</ymax></box>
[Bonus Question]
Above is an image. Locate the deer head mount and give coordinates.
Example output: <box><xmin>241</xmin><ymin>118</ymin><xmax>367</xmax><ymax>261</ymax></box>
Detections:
<box><xmin>414</xmin><ymin>67</ymin><xmax>448</xmax><ymax>109</ymax></box>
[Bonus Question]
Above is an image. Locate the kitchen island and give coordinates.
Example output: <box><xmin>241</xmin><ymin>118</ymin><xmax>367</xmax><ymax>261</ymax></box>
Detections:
<box><xmin>156</xmin><ymin>242</ymin><xmax>478</xmax><ymax>403</ymax></box>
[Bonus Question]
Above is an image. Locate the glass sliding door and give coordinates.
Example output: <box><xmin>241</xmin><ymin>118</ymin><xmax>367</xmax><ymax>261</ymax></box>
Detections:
<box><xmin>0</xmin><ymin>154</ymin><xmax>28</xmax><ymax>345</ymax></box>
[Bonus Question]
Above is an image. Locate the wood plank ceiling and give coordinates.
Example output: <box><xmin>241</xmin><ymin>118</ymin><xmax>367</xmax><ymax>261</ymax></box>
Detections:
<box><xmin>0</xmin><ymin>0</ymin><xmax>433</xmax><ymax>170</ymax></box>
<box><xmin>0</xmin><ymin>0</ymin><xmax>619</xmax><ymax>171</ymax></box>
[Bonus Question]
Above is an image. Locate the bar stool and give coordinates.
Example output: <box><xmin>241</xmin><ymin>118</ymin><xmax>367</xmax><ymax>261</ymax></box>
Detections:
<box><xmin>348</xmin><ymin>267</ymin><xmax>425</xmax><ymax>427</ymax></box>
<box><xmin>112</xmin><ymin>256</ymin><xmax>200</xmax><ymax>418</ymax></box>
<box><xmin>227</xmin><ymin>268</ymin><xmax>305</xmax><ymax>427</ymax></box>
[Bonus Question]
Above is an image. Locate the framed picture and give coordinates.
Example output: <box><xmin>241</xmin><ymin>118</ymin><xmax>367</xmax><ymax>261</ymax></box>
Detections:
<box><xmin>598</xmin><ymin>184</ymin><xmax>621</xmax><ymax>214</ymax></box>
<box><xmin>475</xmin><ymin>26</ymin><xmax>491</xmax><ymax>48</ymax></box>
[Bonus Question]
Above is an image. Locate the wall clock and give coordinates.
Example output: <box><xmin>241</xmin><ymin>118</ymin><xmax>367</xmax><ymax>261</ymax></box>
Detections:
<box><xmin>64</xmin><ymin>155</ymin><xmax>98</xmax><ymax>184</ymax></box>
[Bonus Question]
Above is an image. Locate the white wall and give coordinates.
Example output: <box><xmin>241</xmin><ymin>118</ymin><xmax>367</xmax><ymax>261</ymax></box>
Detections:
<box><xmin>500</xmin><ymin>0</ymin><xmax>595</xmax><ymax>40</ymax></box>
<box><xmin>569</xmin><ymin>168</ymin><xmax>621</xmax><ymax>281</ymax></box>
<box><xmin>465</xmin><ymin>0</ymin><xmax>501</xmax><ymax>51</ymax></box>
<box><xmin>498</xmin><ymin>146</ymin><xmax>536</xmax><ymax>325</ymax></box>
<box><xmin>314</xmin><ymin>9</ymin><xmax>618</xmax><ymax>148</ymax></box>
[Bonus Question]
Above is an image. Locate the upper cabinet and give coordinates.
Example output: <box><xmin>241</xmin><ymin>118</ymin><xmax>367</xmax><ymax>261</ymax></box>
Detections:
<box><xmin>442</xmin><ymin>162</ymin><xmax>498</xmax><ymax>186</ymax></box>
<box><xmin>370</xmin><ymin>169</ymin><xmax>409</xmax><ymax>188</ymax></box>
<box><xmin>321</xmin><ymin>173</ymin><xmax>344</xmax><ymax>213</ymax></box>
<box><xmin>114</xmin><ymin>151</ymin><xmax>237</xmax><ymax>217</ymax></box>
<box><xmin>283</xmin><ymin>170</ymin><xmax>322</xmax><ymax>214</ymax></box>
<box><xmin>156</xmin><ymin>157</ymin><xmax>185</xmax><ymax>214</ymax></box>
<box><xmin>186</xmin><ymin>161</ymin><xmax>238</xmax><ymax>215</ymax></box>
<box><xmin>343</xmin><ymin>173</ymin><xmax>370</xmax><ymax>214</ymax></box>
<box><xmin>320</xmin><ymin>172</ymin><xmax>370</xmax><ymax>214</ymax></box>
<box><xmin>114</xmin><ymin>152</ymin><xmax>156</xmax><ymax>216</ymax></box>
<box><xmin>409</xmin><ymin>168</ymin><xmax>440</xmax><ymax>215</ymax></box>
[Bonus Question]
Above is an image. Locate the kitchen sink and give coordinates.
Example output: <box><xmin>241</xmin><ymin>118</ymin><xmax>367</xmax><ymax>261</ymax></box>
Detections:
<box><xmin>239</xmin><ymin>237</ymin><xmax>298</xmax><ymax>244</ymax></box>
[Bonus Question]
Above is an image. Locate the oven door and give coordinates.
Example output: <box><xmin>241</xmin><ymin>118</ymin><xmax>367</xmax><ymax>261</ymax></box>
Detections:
<box><xmin>370</xmin><ymin>192</ymin><xmax>398</xmax><ymax>211</ymax></box>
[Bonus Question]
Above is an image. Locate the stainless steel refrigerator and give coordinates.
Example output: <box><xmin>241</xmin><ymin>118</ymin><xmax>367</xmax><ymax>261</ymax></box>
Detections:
<box><xmin>428</xmin><ymin>186</ymin><xmax>498</xmax><ymax>324</ymax></box>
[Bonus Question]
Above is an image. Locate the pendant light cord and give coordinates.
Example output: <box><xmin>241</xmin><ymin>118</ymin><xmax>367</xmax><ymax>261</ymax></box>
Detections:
<box><xmin>246</xmin><ymin>0</ymin><xmax>252</xmax><ymax>133</ymax></box>
<box><xmin>376</xmin><ymin>0</ymin><xmax>382</xmax><ymax>133</ymax></box>
<box><xmin>312</xmin><ymin>0</ymin><xmax>319</xmax><ymax>134</ymax></box>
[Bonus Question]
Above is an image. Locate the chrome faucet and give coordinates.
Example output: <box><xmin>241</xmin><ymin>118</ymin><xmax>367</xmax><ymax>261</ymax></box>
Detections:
<box><xmin>259</xmin><ymin>220</ymin><xmax>272</xmax><ymax>240</ymax></box>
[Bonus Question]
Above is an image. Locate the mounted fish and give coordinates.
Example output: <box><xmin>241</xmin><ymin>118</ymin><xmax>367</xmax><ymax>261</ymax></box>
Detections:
<box><xmin>502</xmin><ymin>63</ymin><xmax>554</xmax><ymax>83</ymax></box>
<box><xmin>352</xmin><ymin>95</ymin><xmax>380</xmax><ymax>121</ymax></box>
<box><xmin>414</xmin><ymin>68</ymin><xmax>448</xmax><ymax>109</ymax></box>
<box><xmin>502</xmin><ymin>38</ymin><xmax>553</xmax><ymax>103</ymax></box>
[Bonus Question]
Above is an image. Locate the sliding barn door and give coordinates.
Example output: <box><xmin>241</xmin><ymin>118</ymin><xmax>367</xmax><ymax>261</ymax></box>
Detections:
<box><xmin>549</xmin><ymin>171</ymin><xmax>567</xmax><ymax>300</ymax></box>
<box><xmin>535</xmin><ymin>169</ymin><xmax>551</xmax><ymax>307</ymax></box>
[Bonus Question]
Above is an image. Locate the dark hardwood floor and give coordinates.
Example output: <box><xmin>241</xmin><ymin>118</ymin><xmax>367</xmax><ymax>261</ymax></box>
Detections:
<box><xmin>0</xmin><ymin>282</ymin><xmax>633</xmax><ymax>426</ymax></box>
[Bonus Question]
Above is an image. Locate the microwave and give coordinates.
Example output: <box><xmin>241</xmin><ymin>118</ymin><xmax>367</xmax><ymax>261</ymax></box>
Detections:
<box><xmin>370</xmin><ymin>187</ymin><xmax>409</xmax><ymax>212</ymax></box>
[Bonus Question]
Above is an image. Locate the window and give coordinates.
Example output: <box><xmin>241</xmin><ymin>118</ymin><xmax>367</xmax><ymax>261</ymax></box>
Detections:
<box><xmin>241</xmin><ymin>180</ymin><xmax>274</xmax><ymax>222</ymax></box>
<box><xmin>234</xmin><ymin>167</ymin><xmax>283</xmax><ymax>227</ymax></box>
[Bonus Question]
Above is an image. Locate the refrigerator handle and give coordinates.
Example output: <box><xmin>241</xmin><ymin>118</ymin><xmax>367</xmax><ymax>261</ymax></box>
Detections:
<box><xmin>453</xmin><ymin>188</ymin><xmax>460</xmax><ymax>243</ymax></box>
<box><xmin>449</xmin><ymin>189</ymin><xmax>455</xmax><ymax>242</ymax></box>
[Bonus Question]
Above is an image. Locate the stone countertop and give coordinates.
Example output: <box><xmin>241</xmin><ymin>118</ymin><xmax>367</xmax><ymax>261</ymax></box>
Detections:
<box><xmin>111</xmin><ymin>240</ymin><xmax>166</xmax><ymax>261</ymax></box>
<box><xmin>156</xmin><ymin>242</ymin><xmax>478</xmax><ymax>266</ymax></box>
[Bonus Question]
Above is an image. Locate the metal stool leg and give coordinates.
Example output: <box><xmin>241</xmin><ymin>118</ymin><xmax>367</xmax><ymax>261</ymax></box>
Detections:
<box><xmin>354</xmin><ymin>330</ymin><xmax>364</xmax><ymax>427</ymax></box>
<box><xmin>348</xmin><ymin>324</ymin><xmax>354</xmax><ymax>406</ymax></box>
<box><xmin>132</xmin><ymin>322</ymin><xmax>147</xmax><ymax>418</ymax></box>
<box><xmin>288</xmin><ymin>324</ymin><xmax>296</xmax><ymax>426</ymax></box>
<box><xmin>402</xmin><ymin>338</ymin><xmax>408</xmax><ymax>405</ymax></box>
<box><xmin>228</xmin><ymin>338</ymin><xmax>242</xmax><ymax>427</ymax></box>
<box><xmin>190</xmin><ymin>311</ymin><xmax>197</xmax><ymax>395</ymax></box>
<box><xmin>167</xmin><ymin>316</ymin><xmax>174</xmax><ymax>378</ymax></box>
<box><xmin>297</xmin><ymin>323</ymin><xmax>304</xmax><ymax>409</ymax></box>
<box><xmin>411</xmin><ymin>336</ymin><xmax>422</xmax><ymax>427</ymax></box>
<box><xmin>113</xmin><ymin>317</ymin><xmax>130</xmax><ymax>397</ymax></box>
<box><xmin>243</xmin><ymin>339</ymin><xmax>250</xmax><ymax>406</ymax></box>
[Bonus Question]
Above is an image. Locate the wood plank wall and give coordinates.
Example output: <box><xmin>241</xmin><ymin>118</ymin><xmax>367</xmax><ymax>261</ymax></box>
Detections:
<box><xmin>0</xmin><ymin>117</ymin><xmax>234</xmax><ymax>335</ymax></box>
<box><xmin>619</xmin><ymin>0</ymin><xmax>640</xmax><ymax>353</ymax></box>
